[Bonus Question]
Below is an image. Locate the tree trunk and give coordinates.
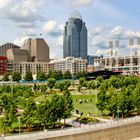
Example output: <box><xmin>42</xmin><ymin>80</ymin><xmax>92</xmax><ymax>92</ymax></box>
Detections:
<box><xmin>64</xmin><ymin>118</ymin><xmax>66</xmax><ymax>125</ymax></box>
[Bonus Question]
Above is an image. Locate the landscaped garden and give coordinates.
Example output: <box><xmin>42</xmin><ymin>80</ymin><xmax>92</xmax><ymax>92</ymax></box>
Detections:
<box><xmin>0</xmin><ymin>70</ymin><xmax>140</xmax><ymax>135</ymax></box>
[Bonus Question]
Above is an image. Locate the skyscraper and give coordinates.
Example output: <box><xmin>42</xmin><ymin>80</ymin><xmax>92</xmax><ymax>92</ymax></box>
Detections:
<box><xmin>63</xmin><ymin>11</ymin><xmax>87</xmax><ymax>59</ymax></box>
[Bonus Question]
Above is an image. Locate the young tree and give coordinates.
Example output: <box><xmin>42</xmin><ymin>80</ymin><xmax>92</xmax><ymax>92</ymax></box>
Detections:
<box><xmin>96</xmin><ymin>90</ymin><xmax>108</xmax><ymax>114</ymax></box>
<box><xmin>63</xmin><ymin>70</ymin><xmax>72</xmax><ymax>79</ymax></box>
<box><xmin>36</xmin><ymin>99</ymin><xmax>50</xmax><ymax>129</ymax></box>
<box><xmin>133</xmin><ymin>83</ymin><xmax>140</xmax><ymax>115</ymax></box>
<box><xmin>36</xmin><ymin>71</ymin><xmax>46</xmax><ymax>81</ymax></box>
<box><xmin>76</xmin><ymin>70</ymin><xmax>88</xmax><ymax>79</ymax></box>
<box><xmin>48</xmin><ymin>78</ymin><xmax>56</xmax><ymax>89</ymax></box>
<box><xmin>12</xmin><ymin>71</ymin><xmax>21</xmax><ymax>82</ymax></box>
<box><xmin>21</xmin><ymin>98</ymin><xmax>36</xmax><ymax>131</ymax></box>
<box><xmin>62</xmin><ymin>90</ymin><xmax>73</xmax><ymax>125</ymax></box>
<box><xmin>24</xmin><ymin>71</ymin><xmax>33</xmax><ymax>81</ymax></box>
<box><xmin>118</xmin><ymin>88</ymin><xmax>134</xmax><ymax>118</ymax></box>
<box><xmin>49</xmin><ymin>94</ymin><xmax>60</xmax><ymax>127</ymax></box>
<box><xmin>2</xmin><ymin>73</ymin><xmax>9</xmax><ymax>81</ymax></box>
<box><xmin>55</xmin><ymin>80</ymin><xmax>71</xmax><ymax>92</ymax></box>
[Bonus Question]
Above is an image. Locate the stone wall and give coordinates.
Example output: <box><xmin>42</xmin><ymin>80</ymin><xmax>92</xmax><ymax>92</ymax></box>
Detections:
<box><xmin>39</xmin><ymin>122</ymin><xmax>140</xmax><ymax>140</ymax></box>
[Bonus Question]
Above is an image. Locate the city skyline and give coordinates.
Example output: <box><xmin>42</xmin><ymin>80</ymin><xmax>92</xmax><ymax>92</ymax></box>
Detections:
<box><xmin>0</xmin><ymin>0</ymin><xmax>140</xmax><ymax>59</ymax></box>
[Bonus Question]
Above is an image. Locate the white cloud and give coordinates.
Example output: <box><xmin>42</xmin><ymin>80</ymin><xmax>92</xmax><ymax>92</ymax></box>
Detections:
<box><xmin>43</xmin><ymin>20</ymin><xmax>64</xmax><ymax>36</ymax></box>
<box><xmin>43</xmin><ymin>20</ymin><xmax>57</xmax><ymax>34</ymax></box>
<box><xmin>125</xmin><ymin>30</ymin><xmax>136</xmax><ymax>38</ymax></box>
<box><xmin>92</xmin><ymin>35</ymin><xmax>105</xmax><ymax>47</ymax></box>
<box><xmin>0</xmin><ymin>0</ymin><xmax>10</xmax><ymax>8</ymax></box>
<box><xmin>95</xmin><ymin>49</ymin><xmax>109</xmax><ymax>55</ymax></box>
<box><xmin>89</xmin><ymin>27</ymin><xmax>107</xmax><ymax>36</ymax></box>
<box><xmin>50</xmin><ymin>52</ymin><xmax>56</xmax><ymax>59</ymax></box>
<box><xmin>25</xmin><ymin>28</ymin><xmax>37</xmax><ymax>37</ymax></box>
<box><xmin>110</xmin><ymin>26</ymin><xmax>123</xmax><ymax>38</ymax></box>
<box><xmin>57</xmin><ymin>36</ymin><xmax>63</xmax><ymax>46</ymax></box>
<box><xmin>0</xmin><ymin>0</ymin><xmax>46</xmax><ymax>28</ymax></box>
<box><xmin>14</xmin><ymin>37</ymin><xmax>28</xmax><ymax>47</ymax></box>
<box><xmin>55</xmin><ymin>0</ymin><xmax>93</xmax><ymax>8</ymax></box>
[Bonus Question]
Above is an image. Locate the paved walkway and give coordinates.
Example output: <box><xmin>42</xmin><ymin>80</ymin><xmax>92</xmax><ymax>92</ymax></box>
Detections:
<box><xmin>2</xmin><ymin>116</ymin><xmax>140</xmax><ymax>140</ymax></box>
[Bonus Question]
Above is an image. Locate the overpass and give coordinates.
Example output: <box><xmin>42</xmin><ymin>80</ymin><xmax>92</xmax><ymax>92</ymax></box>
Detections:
<box><xmin>3</xmin><ymin>116</ymin><xmax>140</xmax><ymax>140</ymax></box>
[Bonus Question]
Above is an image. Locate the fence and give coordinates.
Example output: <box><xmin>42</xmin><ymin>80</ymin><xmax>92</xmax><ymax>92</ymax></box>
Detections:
<box><xmin>2</xmin><ymin>116</ymin><xmax>140</xmax><ymax>140</ymax></box>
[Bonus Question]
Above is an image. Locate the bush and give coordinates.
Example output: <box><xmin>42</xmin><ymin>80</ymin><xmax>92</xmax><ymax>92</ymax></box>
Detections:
<box><xmin>76</xmin><ymin>117</ymin><xmax>99</xmax><ymax>124</ymax></box>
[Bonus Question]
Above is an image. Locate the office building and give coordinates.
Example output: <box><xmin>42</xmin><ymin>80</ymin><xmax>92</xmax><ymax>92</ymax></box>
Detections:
<box><xmin>63</xmin><ymin>11</ymin><xmax>87</xmax><ymax>59</ymax></box>
<box><xmin>7</xmin><ymin>48</ymin><xmax>32</xmax><ymax>62</ymax></box>
<box><xmin>0</xmin><ymin>43</ymin><xmax>20</xmax><ymax>56</ymax></box>
<box><xmin>23</xmin><ymin>38</ymin><xmax>50</xmax><ymax>62</ymax></box>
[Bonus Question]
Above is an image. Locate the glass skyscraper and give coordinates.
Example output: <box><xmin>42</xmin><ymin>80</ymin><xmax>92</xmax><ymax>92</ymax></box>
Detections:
<box><xmin>63</xmin><ymin>11</ymin><xmax>87</xmax><ymax>59</ymax></box>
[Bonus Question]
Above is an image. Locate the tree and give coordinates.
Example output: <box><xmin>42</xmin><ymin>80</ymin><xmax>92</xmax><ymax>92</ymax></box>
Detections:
<box><xmin>12</xmin><ymin>71</ymin><xmax>21</xmax><ymax>82</ymax></box>
<box><xmin>36</xmin><ymin>71</ymin><xmax>46</xmax><ymax>81</ymax></box>
<box><xmin>62</xmin><ymin>90</ymin><xmax>73</xmax><ymax>125</ymax></box>
<box><xmin>0</xmin><ymin>94</ymin><xmax>17</xmax><ymax>133</ymax></box>
<box><xmin>21</xmin><ymin>98</ymin><xmax>36</xmax><ymax>131</ymax></box>
<box><xmin>49</xmin><ymin>94</ymin><xmax>60</xmax><ymax>127</ymax></box>
<box><xmin>76</xmin><ymin>70</ymin><xmax>88</xmax><ymax>79</ymax></box>
<box><xmin>106</xmin><ymin>87</ymin><xmax>118</xmax><ymax>118</ymax></box>
<box><xmin>118</xmin><ymin>88</ymin><xmax>134</xmax><ymax>118</ymax></box>
<box><xmin>63</xmin><ymin>70</ymin><xmax>72</xmax><ymax>79</ymax></box>
<box><xmin>133</xmin><ymin>83</ymin><xmax>140</xmax><ymax>115</ymax></box>
<box><xmin>96</xmin><ymin>90</ymin><xmax>108</xmax><ymax>114</ymax></box>
<box><xmin>79</xmin><ymin>77</ymin><xmax>87</xmax><ymax>87</ymax></box>
<box><xmin>57</xmin><ymin>70</ymin><xmax>63</xmax><ymax>80</ymax></box>
<box><xmin>2</xmin><ymin>73</ymin><xmax>9</xmax><ymax>81</ymax></box>
<box><xmin>47</xmin><ymin>70</ymin><xmax>58</xmax><ymax>80</ymax></box>
<box><xmin>55</xmin><ymin>80</ymin><xmax>71</xmax><ymax>92</ymax></box>
<box><xmin>24</xmin><ymin>71</ymin><xmax>33</xmax><ymax>81</ymax></box>
<box><xmin>48</xmin><ymin>78</ymin><xmax>56</xmax><ymax>89</ymax></box>
<box><xmin>36</xmin><ymin>99</ymin><xmax>50</xmax><ymax>129</ymax></box>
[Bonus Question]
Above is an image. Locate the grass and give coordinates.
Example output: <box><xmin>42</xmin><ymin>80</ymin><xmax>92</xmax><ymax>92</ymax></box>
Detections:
<box><xmin>72</xmin><ymin>94</ymin><xmax>101</xmax><ymax>116</ymax></box>
<box><xmin>34</xmin><ymin>89</ymin><xmax>101</xmax><ymax>116</ymax></box>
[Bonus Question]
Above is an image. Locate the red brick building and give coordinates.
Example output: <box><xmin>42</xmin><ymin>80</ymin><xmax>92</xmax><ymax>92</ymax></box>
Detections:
<box><xmin>0</xmin><ymin>56</ymin><xmax>7</xmax><ymax>75</ymax></box>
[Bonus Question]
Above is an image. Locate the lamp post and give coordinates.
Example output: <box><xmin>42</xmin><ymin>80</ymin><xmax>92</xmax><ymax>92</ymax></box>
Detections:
<box><xmin>95</xmin><ymin>80</ymin><xmax>98</xmax><ymax>116</ymax></box>
<box><xmin>117</xmin><ymin>106</ymin><xmax>119</xmax><ymax>119</ymax></box>
<box><xmin>18</xmin><ymin>116</ymin><xmax>20</xmax><ymax>135</ymax></box>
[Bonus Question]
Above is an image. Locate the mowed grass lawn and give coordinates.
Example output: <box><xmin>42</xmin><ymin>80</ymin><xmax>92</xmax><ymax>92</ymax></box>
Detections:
<box><xmin>35</xmin><ymin>93</ymin><xmax>101</xmax><ymax>116</ymax></box>
<box><xmin>72</xmin><ymin>94</ymin><xmax>101</xmax><ymax>116</ymax></box>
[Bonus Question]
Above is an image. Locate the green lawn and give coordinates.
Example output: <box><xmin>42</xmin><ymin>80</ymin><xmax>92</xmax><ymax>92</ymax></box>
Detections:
<box><xmin>72</xmin><ymin>94</ymin><xmax>101</xmax><ymax>116</ymax></box>
<box><xmin>35</xmin><ymin>93</ymin><xmax>101</xmax><ymax>116</ymax></box>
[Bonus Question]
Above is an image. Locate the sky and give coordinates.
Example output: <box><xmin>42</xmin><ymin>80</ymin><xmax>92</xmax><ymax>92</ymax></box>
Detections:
<box><xmin>0</xmin><ymin>0</ymin><xmax>140</xmax><ymax>59</ymax></box>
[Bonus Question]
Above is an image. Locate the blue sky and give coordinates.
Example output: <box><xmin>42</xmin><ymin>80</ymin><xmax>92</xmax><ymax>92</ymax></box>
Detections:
<box><xmin>0</xmin><ymin>0</ymin><xmax>140</xmax><ymax>58</ymax></box>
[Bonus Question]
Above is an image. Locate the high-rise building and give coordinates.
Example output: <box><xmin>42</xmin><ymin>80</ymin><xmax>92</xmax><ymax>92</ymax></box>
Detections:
<box><xmin>23</xmin><ymin>38</ymin><xmax>50</xmax><ymax>62</ymax></box>
<box><xmin>63</xmin><ymin>11</ymin><xmax>87</xmax><ymax>59</ymax></box>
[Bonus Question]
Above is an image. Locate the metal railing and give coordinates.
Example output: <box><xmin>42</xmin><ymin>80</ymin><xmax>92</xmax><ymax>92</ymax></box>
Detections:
<box><xmin>2</xmin><ymin>116</ymin><xmax>140</xmax><ymax>140</ymax></box>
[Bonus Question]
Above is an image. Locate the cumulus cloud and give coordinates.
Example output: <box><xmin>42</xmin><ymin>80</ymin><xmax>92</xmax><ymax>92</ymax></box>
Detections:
<box><xmin>0</xmin><ymin>0</ymin><xmax>10</xmax><ymax>8</ymax></box>
<box><xmin>25</xmin><ymin>28</ymin><xmax>37</xmax><ymax>37</ymax></box>
<box><xmin>95</xmin><ymin>49</ymin><xmax>109</xmax><ymax>55</ymax></box>
<box><xmin>89</xmin><ymin>27</ymin><xmax>108</xmax><ymax>37</ymax></box>
<box><xmin>110</xmin><ymin>26</ymin><xmax>123</xmax><ymax>38</ymax></box>
<box><xmin>43</xmin><ymin>20</ymin><xmax>64</xmax><ymax>36</ymax></box>
<box><xmin>57</xmin><ymin>36</ymin><xmax>63</xmax><ymax>46</ymax></box>
<box><xmin>92</xmin><ymin>35</ymin><xmax>105</xmax><ymax>47</ymax></box>
<box><xmin>0</xmin><ymin>0</ymin><xmax>45</xmax><ymax>28</ymax></box>
<box><xmin>54</xmin><ymin>0</ymin><xmax>93</xmax><ymax>8</ymax></box>
<box><xmin>14</xmin><ymin>37</ymin><xmax>29</xmax><ymax>47</ymax></box>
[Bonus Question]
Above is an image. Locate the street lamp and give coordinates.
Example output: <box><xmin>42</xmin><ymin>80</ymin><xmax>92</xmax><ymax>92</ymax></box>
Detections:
<box><xmin>18</xmin><ymin>116</ymin><xmax>20</xmax><ymax>135</ymax></box>
<box><xmin>117</xmin><ymin>106</ymin><xmax>119</xmax><ymax>119</ymax></box>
